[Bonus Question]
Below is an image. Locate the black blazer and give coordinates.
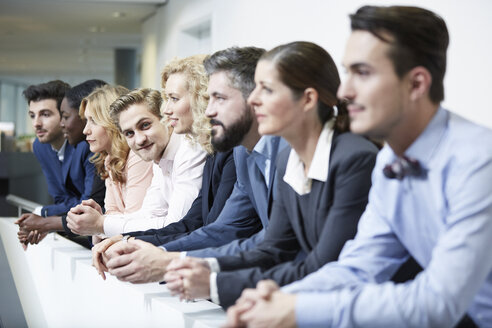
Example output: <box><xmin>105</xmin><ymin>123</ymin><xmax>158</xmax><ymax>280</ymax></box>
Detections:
<box><xmin>215</xmin><ymin>132</ymin><xmax>378</xmax><ymax>308</ymax></box>
<box><xmin>128</xmin><ymin>150</ymin><xmax>236</xmax><ymax>245</ymax></box>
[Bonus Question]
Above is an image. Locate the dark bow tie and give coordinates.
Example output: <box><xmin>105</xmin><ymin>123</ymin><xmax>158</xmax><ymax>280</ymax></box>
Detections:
<box><xmin>383</xmin><ymin>156</ymin><xmax>422</xmax><ymax>180</ymax></box>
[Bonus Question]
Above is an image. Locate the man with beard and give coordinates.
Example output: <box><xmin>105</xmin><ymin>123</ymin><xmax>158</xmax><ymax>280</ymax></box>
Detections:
<box><xmin>91</xmin><ymin>47</ymin><xmax>289</xmax><ymax>284</ymax></box>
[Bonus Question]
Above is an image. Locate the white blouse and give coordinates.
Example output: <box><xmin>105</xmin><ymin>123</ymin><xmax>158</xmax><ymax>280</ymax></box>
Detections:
<box><xmin>103</xmin><ymin>133</ymin><xmax>207</xmax><ymax>236</ymax></box>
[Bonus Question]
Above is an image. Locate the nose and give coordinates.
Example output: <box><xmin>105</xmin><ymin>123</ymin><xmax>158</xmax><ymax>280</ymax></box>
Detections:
<box><xmin>60</xmin><ymin>118</ymin><xmax>66</xmax><ymax>129</ymax></box>
<box><xmin>205</xmin><ymin>101</ymin><xmax>216</xmax><ymax>118</ymax></box>
<box><xmin>82</xmin><ymin>121</ymin><xmax>90</xmax><ymax>136</ymax></box>
<box><xmin>337</xmin><ymin>77</ymin><xmax>355</xmax><ymax>102</ymax></box>
<box><xmin>135</xmin><ymin>131</ymin><xmax>147</xmax><ymax>146</ymax></box>
<box><xmin>33</xmin><ymin>115</ymin><xmax>42</xmax><ymax>129</ymax></box>
<box><xmin>247</xmin><ymin>86</ymin><xmax>260</xmax><ymax>107</ymax></box>
<box><xmin>162</xmin><ymin>101</ymin><xmax>172</xmax><ymax>116</ymax></box>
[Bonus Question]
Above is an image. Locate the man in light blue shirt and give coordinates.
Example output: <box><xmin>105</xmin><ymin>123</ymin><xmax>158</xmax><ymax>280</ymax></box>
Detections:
<box><xmin>224</xmin><ymin>5</ymin><xmax>492</xmax><ymax>328</ymax></box>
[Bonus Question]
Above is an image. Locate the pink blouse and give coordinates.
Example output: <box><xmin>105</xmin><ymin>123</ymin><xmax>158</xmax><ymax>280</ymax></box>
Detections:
<box><xmin>103</xmin><ymin>150</ymin><xmax>153</xmax><ymax>215</ymax></box>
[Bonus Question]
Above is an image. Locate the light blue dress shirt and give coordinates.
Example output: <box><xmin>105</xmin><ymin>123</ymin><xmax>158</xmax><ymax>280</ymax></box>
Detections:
<box><xmin>283</xmin><ymin>108</ymin><xmax>492</xmax><ymax>327</ymax></box>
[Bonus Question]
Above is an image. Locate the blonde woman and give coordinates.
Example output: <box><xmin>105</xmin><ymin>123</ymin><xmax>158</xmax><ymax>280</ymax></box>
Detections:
<box><xmin>66</xmin><ymin>85</ymin><xmax>153</xmax><ymax>237</ymax></box>
<box><xmin>161</xmin><ymin>54</ymin><xmax>213</xmax><ymax>154</ymax></box>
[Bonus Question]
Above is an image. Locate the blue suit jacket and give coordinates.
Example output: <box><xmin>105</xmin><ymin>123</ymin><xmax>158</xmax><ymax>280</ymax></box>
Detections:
<box><xmin>163</xmin><ymin>136</ymin><xmax>289</xmax><ymax>257</ymax></box>
<box><xmin>128</xmin><ymin>150</ymin><xmax>237</xmax><ymax>244</ymax></box>
<box><xmin>33</xmin><ymin>139</ymin><xmax>95</xmax><ymax>216</ymax></box>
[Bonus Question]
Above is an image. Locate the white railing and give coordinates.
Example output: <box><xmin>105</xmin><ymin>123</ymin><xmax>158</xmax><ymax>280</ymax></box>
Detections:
<box><xmin>6</xmin><ymin>194</ymin><xmax>41</xmax><ymax>216</ymax></box>
<box><xmin>0</xmin><ymin>218</ymin><xmax>226</xmax><ymax>327</ymax></box>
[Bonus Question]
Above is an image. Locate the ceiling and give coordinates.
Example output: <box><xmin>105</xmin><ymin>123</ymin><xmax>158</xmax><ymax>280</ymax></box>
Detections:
<box><xmin>0</xmin><ymin>0</ymin><xmax>167</xmax><ymax>84</ymax></box>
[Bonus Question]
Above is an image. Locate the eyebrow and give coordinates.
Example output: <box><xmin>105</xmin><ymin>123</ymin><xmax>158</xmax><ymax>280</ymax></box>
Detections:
<box><xmin>210</xmin><ymin>91</ymin><xmax>225</xmax><ymax>98</ymax></box>
<box><xmin>122</xmin><ymin>117</ymin><xmax>150</xmax><ymax>132</ymax></box>
<box><xmin>346</xmin><ymin>62</ymin><xmax>372</xmax><ymax>71</ymax></box>
<box><xmin>30</xmin><ymin>109</ymin><xmax>56</xmax><ymax>115</ymax></box>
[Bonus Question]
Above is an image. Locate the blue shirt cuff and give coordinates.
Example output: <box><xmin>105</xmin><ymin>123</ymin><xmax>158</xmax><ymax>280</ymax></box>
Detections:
<box><xmin>296</xmin><ymin>293</ymin><xmax>334</xmax><ymax>328</ymax></box>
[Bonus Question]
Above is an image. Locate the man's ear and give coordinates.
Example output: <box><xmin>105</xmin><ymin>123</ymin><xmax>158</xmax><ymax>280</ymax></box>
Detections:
<box><xmin>408</xmin><ymin>66</ymin><xmax>432</xmax><ymax>102</ymax></box>
<box><xmin>302</xmin><ymin>87</ymin><xmax>319</xmax><ymax>113</ymax></box>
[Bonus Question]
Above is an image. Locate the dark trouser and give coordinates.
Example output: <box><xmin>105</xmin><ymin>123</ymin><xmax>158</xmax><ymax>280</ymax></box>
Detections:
<box><xmin>455</xmin><ymin>314</ymin><xmax>478</xmax><ymax>328</ymax></box>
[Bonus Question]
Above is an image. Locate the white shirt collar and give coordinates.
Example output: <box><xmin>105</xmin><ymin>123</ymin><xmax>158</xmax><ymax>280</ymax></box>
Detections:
<box><xmin>159</xmin><ymin>132</ymin><xmax>182</xmax><ymax>166</ymax></box>
<box><xmin>283</xmin><ymin>120</ymin><xmax>335</xmax><ymax>195</ymax></box>
<box><xmin>52</xmin><ymin>139</ymin><xmax>67</xmax><ymax>162</ymax></box>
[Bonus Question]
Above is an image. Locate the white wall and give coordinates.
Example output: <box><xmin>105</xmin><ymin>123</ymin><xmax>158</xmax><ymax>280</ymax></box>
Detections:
<box><xmin>142</xmin><ymin>0</ymin><xmax>492</xmax><ymax>128</ymax></box>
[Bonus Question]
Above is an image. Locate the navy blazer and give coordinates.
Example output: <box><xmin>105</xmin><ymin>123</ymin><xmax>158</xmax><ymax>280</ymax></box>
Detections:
<box><xmin>214</xmin><ymin>132</ymin><xmax>379</xmax><ymax>308</ymax></box>
<box><xmin>163</xmin><ymin>136</ymin><xmax>289</xmax><ymax>257</ymax></box>
<box><xmin>128</xmin><ymin>150</ymin><xmax>236</xmax><ymax>244</ymax></box>
<box><xmin>33</xmin><ymin>139</ymin><xmax>95</xmax><ymax>216</ymax></box>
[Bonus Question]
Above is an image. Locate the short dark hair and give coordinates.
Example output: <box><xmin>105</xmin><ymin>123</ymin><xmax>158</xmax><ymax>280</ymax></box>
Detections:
<box><xmin>350</xmin><ymin>5</ymin><xmax>449</xmax><ymax>103</ymax></box>
<box><xmin>65</xmin><ymin>79</ymin><xmax>107</xmax><ymax>111</ymax></box>
<box><xmin>261</xmin><ymin>41</ymin><xmax>349</xmax><ymax>132</ymax></box>
<box><xmin>23</xmin><ymin>80</ymin><xmax>70</xmax><ymax>112</ymax></box>
<box><xmin>204</xmin><ymin>46</ymin><xmax>265</xmax><ymax>99</ymax></box>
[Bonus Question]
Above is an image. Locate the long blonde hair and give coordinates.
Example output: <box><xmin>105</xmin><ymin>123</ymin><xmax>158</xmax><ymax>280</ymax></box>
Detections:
<box><xmin>80</xmin><ymin>85</ymin><xmax>130</xmax><ymax>183</ymax></box>
<box><xmin>161</xmin><ymin>54</ymin><xmax>213</xmax><ymax>154</ymax></box>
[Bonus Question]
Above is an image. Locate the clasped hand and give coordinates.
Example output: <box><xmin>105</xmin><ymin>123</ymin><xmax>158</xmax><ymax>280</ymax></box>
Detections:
<box><xmin>164</xmin><ymin>257</ymin><xmax>212</xmax><ymax>301</ymax></box>
<box><xmin>15</xmin><ymin>213</ymin><xmax>48</xmax><ymax>249</ymax></box>
<box><xmin>91</xmin><ymin>238</ymin><xmax>179</xmax><ymax>283</ymax></box>
<box><xmin>67</xmin><ymin>199</ymin><xmax>104</xmax><ymax>235</ymax></box>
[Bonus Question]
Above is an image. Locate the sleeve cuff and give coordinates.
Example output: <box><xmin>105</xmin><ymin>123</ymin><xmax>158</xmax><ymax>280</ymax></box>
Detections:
<box><xmin>34</xmin><ymin>206</ymin><xmax>43</xmax><ymax>216</ymax></box>
<box><xmin>103</xmin><ymin>214</ymin><xmax>126</xmax><ymax>237</ymax></box>
<box><xmin>210</xmin><ymin>272</ymin><xmax>220</xmax><ymax>304</ymax></box>
<box><xmin>204</xmin><ymin>257</ymin><xmax>221</xmax><ymax>273</ymax></box>
<box><xmin>295</xmin><ymin>293</ymin><xmax>335</xmax><ymax>327</ymax></box>
<box><xmin>180</xmin><ymin>251</ymin><xmax>187</xmax><ymax>259</ymax></box>
<box><xmin>61</xmin><ymin>215</ymin><xmax>77</xmax><ymax>237</ymax></box>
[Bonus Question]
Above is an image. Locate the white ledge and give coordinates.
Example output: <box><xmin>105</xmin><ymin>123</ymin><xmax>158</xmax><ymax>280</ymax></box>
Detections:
<box><xmin>0</xmin><ymin>218</ymin><xmax>225</xmax><ymax>327</ymax></box>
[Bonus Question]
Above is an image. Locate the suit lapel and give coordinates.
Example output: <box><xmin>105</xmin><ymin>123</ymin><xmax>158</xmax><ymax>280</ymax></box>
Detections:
<box><xmin>247</xmin><ymin>154</ymin><xmax>269</xmax><ymax>226</ymax></box>
<box><xmin>62</xmin><ymin>143</ymin><xmax>73</xmax><ymax>184</ymax></box>
<box><xmin>266</xmin><ymin>137</ymin><xmax>283</xmax><ymax>215</ymax></box>
<box><xmin>204</xmin><ymin>155</ymin><xmax>214</xmax><ymax>206</ymax></box>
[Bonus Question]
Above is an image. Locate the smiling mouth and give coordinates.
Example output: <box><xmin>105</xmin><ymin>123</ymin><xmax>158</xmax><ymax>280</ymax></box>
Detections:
<box><xmin>139</xmin><ymin>143</ymin><xmax>153</xmax><ymax>151</ymax></box>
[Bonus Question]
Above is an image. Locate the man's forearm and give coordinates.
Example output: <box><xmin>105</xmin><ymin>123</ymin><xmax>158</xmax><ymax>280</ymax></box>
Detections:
<box><xmin>41</xmin><ymin>216</ymin><xmax>64</xmax><ymax>232</ymax></box>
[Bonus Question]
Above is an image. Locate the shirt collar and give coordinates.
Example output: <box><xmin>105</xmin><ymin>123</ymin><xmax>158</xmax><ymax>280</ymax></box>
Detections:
<box><xmin>159</xmin><ymin>132</ymin><xmax>181</xmax><ymax>165</ymax></box>
<box><xmin>52</xmin><ymin>139</ymin><xmax>67</xmax><ymax>162</ymax></box>
<box><xmin>284</xmin><ymin>120</ymin><xmax>335</xmax><ymax>195</ymax></box>
<box><xmin>384</xmin><ymin>107</ymin><xmax>448</xmax><ymax>167</ymax></box>
<box><xmin>251</xmin><ymin>135</ymin><xmax>273</xmax><ymax>159</ymax></box>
